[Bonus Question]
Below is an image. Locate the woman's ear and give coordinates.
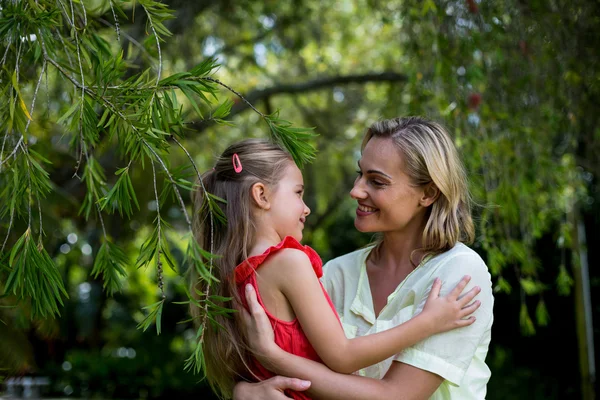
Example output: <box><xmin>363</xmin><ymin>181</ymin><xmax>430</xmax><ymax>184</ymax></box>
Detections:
<box><xmin>251</xmin><ymin>182</ymin><xmax>271</xmax><ymax>210</ymax></box>
<box><xmin>420</xmin><ymin>183</ymin><xmax>440</xmax><ymax>207</ymax></box>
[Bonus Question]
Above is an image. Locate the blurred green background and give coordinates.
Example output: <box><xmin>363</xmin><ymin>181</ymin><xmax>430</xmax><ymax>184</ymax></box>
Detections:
<box><xmin>1</xmin><ymin>0</ymin><xmax>598</xmax><ymax>399</ymax></box>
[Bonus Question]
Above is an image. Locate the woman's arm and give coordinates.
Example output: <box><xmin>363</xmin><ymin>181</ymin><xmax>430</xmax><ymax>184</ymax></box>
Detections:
<box><xmin>264</xmin><ymin>249</ymin><xmax>480</xmax><ymax>374</ymax></box>
<box><xmin>237</xmin><ymin>284</ymin><xmax>442</xmax><ymax>400</ymax></box>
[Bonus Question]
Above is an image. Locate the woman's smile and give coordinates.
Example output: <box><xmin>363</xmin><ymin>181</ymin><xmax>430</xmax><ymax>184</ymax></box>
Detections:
<box><xmin>356</xmin><ymin>203</ymin><xmax>379</xmax><ymax>216</ymax></box>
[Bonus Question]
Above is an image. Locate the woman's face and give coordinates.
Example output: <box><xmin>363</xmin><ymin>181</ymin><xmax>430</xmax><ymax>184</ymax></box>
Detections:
<box><xmin>350</xmin><ymin>136</ymin><xmax>428</xmax><ymax>234</ymax></box>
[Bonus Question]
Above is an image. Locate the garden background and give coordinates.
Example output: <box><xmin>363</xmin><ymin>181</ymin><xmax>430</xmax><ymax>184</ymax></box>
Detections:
<box><xmin>0</xmin><ymin>0</ymin><xmax>598</xmax><ymax>399</ymax></box>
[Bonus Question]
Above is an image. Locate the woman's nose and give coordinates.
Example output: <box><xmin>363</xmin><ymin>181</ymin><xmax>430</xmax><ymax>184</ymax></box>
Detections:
<box><xmin>304</xmin><ymin>204</ymin><xmax>311</xmax><ymax>216</ymax></box>
<box><xmin>350</xmin><ymin>180</ymin><xmax>366</xmax><ymax>200</ymax></box>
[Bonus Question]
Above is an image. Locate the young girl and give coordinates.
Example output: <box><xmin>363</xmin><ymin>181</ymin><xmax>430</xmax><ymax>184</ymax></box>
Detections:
<box><xmin>190</xmin><ymin>138</ymin><xmax>481</xmax><ymax>399</ymax></box>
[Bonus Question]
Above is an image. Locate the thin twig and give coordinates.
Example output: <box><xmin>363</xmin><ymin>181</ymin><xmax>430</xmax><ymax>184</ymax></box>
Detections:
<box><xmin>56</xmin><ymin>0</ymin><xmax>74</xmax><ymax>27</ymax></box>
<box><xmin>143</xmin><ymin>6</ymin><xmax>162</xmax><ymax>109</ymax></box>
<box><xmin>69</xmin><ymin>0</ymin><xmax>87</xmax><ymax>177</ymax></box>
<box><xmin>0</xmin><ymin>143</ymin><xmax>25</xmax><ymax>254</ymax></box>
<box><xmin>0</xmin><ymin>132</ymin><xmax>12</xmax><ymax>172</ymax></box>
<box><xmin>39</xmin><ymin>35</ymin><xmax>96</xmax><ymax>100</ymax></box>
<box><xmin>0</xmin><ymin>42</ymin><xmax>11</xmax><ymax>70</ymax></box>
<box><xmin>79</xmin><ymin>0</ymin><xmax>88</xmax><ymax>26</ymax></box>
<box><xmin>0</xmin><ymin>137</ymin><xmax>24</xmax><ymax>168</ymax></box>
<box><xmin>26</xmin><ymin>154</ymin><xmax>32</xmax><ymax>228</ymax></box>
<box><xmin>24</xmin><ymin>61</ymin><xmax>46</xmax><ymax>134</ymax></box>
<box><xmin>84</xmin><ymin>151</ymin><xmax>108</xmax><ymax>239</ymax></box>
<box><xmin>15</xmin><ymin>38</ymin><xmax>23</xmax><ymax>80</ymax></box>
<box><xmin>144</xmin><ymin>142</ymin><xmax>192</xmax><ymax>229</ymax></box>
<box><xmin>0</xmin><ymin>205</ymin><xmax>15</xmax><ymax>254</ymax></box>
<box><xmin>45</xmin><ymin>59</ymin><xmax>50</xmax><ymax>117</ymax></box>
<box><xmin>151</xmin><ymin>161</ymin><xmax>165</xmax><ymax>299</ymax></box>
<box><xmin>202</xmin><ymin>77</ymin><xmax>266</xmax><ymax>117</ymax></box>
<box><xmin>171</xmin><ymin>136</ymin><xmax>215</xmax><ymax>358</ymax></box>
<box><xmin>56</xmin><ymin>32</ymin><xmax>75</xmax><ymax>71</ymax></box>
<box><xmin>107</xmin><ymin>1</ymin><xmax>121</xmax><ymax>42</ymax></box>
<box><xmin>24</xmin><ymin>62</ymin><xmax>48</xmax><ymax>240</ymax></box>
<box><xmin>2</xmin><ymin>41</ymin><xmax>24</xmax><ymax>169</ymax></box>
<box><xmin>38</xmin><ymin>196</ymin><xmax>43</xmax><ymax>243</ymax></box>
<box><xmin>98</xmin><ymin>19</ymin><xmax>146</xmax><ymax>55</ymax></box>
<box><xmin>95</xmin><ymin>203</ymin><xmax>108</xmax><ymax>239</ymax></box>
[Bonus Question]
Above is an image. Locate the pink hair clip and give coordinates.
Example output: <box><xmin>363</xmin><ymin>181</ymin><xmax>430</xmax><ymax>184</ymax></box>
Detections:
<box><xmin>232</xmin><ymin>153</ymin><xmax>243</xmax><ymax>173</ymax></box>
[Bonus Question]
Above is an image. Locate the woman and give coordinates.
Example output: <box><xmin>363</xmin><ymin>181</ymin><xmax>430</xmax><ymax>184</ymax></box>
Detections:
<box><xmin>234</xmin><ymin>116</ymin><xmax>494</xmax><ymax>400</ymax></box>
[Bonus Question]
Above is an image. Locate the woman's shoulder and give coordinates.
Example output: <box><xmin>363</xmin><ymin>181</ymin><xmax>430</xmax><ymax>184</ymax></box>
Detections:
<box><xmin>428</xmin><ymin>243</ymin><xmax>489</xmax><ymax>276</ymax></box>
<box><xmin>443</xmin><ymin>242</ymin><xmax>483</xmax><ymax>259</ymax></box>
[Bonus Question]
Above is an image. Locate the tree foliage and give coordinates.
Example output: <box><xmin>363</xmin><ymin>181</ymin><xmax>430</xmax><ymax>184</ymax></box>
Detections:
<box><xmin>0</xmin><ymin>0</ymin><xmax>316</xmax><ymax>375</ymax></box>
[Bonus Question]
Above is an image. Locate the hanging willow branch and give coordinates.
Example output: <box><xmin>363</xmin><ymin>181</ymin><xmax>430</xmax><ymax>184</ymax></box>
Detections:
<box><xmin>0</xmin><ymin>0</ymin><xmax>316</xmax><ymax>373</ymax></box>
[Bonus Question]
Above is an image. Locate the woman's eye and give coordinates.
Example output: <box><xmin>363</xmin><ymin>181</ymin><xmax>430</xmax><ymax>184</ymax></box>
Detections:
<box><xmin>371</xmin><ymin>180</ymin><xmax>385</xmax><ymax>187</ymax></box>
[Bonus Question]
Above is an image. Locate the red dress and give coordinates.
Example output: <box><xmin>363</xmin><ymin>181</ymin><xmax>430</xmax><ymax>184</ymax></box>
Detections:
<box><xmin>234</xmin><ymin>236</ymin><xmax>339</xmax><ymax>400</ymax></box>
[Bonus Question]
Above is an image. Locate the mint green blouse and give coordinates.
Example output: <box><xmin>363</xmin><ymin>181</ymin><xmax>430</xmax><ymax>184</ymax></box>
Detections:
<box><xmin>322</xmin><ymin>243</ymin><xmax>494</xmax><ymax>400</ymax></box>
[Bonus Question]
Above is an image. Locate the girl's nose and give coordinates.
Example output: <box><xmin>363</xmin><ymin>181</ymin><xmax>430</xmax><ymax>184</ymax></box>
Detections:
<box><xmin>304</xmin><ymin>204</ymin><xmax>311</xmax><ymax>216</ymax></box>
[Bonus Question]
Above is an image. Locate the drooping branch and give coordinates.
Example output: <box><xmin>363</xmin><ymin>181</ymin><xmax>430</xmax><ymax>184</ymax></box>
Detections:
<box><xmin>189</xmin><ymin>71</ymin><xmax>408</xmax><ymax>132</ymax></box>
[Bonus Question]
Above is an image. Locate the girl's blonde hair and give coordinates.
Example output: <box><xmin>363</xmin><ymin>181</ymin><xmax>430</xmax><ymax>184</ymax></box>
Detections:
<box><xmin>363</xmin><ymin>116</ymin><xmax>474</xmax><ymax>260</ymax></box>
<box><xmin>190</xmin><ymin>138</ymin><xmax>294</xmax><ymax>398</ymax></box>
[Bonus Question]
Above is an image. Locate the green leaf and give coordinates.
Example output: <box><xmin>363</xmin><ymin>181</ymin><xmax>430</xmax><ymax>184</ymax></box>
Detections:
<box><xmin>519</xmin><ymin>278</ymin><xmax>544</xmax><ymax>295</ymax></box>
<box><xmin>535</xmin><ymin>299</ymin><xmax>549</xmax><ymax>326</ymax></box>
<box><xmin>99</xmin><ymin>166</ymin><xmax>140</xmax><ymax>218</ymax></box>
<box><xmin>519</xmin><ymin>303</ymin><xmax>536</xmax><ymax>336</ymax></box>
<box><xmin>4</xmin><ymin>229</ymin><xmax>68</xmax><ymax>318</ymax></box>
<box><xmin>493</xmin><ymin>276</ymin><xmax>512</xmax><ymax>294</ymax></box>
<box><xmin>556</xmin><ymin>265</ymin><xmax>573</xmax><ymax>296</ymax></box>
<box><xmin>57</xmin><ymin>100</ymin><xmax>82</xmax><ymax>125</ymax></box>
<box><xmin>265</xmin><ymin>113</ymin><xmax>318</xmax><ymax>167</ymax></box>
<box><xmin>91</xmin><ymin>241</ymin><xmax>129</xmax><ymax>296</ymax></box>
<box><xmin>184</xmin><ymin>325</ymin><xmax>206</xmax><ymax>375</ymax></box>
<box><xmin>211</xmin><ymin>99</ymin><xmax>233</xmax><ymax>120</ymax></box>
<box><xmin>137</xmin><ymin>299</ymin><xmax>165</xmax><ymax>335</ymax></box>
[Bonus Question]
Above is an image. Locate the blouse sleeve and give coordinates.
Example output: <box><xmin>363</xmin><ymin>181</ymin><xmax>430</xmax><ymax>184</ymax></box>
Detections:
<box><xmin>392</xmin><ymin>251</ymin><xmax>494</xmax><ymax>386</ymax></box>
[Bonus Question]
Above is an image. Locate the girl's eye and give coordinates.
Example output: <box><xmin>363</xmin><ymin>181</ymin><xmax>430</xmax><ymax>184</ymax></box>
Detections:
<box><xmin>371</xmin><ymin>180</ymin><xmax>385</xmax><ymax>187</ymax></box>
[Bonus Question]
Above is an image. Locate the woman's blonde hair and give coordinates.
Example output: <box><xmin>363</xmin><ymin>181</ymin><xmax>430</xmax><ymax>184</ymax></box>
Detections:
<box><xmin>363</xmin><ymin>116</ymin><xmax>474</xmax><ymax>260</ymax></box>
<box><xmin>190</xmin><ymin>138</ymin><xmax>294</xmax><ymax>398</ymax></box>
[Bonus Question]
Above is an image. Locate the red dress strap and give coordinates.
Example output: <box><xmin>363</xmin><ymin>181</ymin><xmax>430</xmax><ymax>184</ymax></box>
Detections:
<box><xmin>234</xmin><ymin>236</ymin><xmax>322</xmax><ymax>284</ymax></box>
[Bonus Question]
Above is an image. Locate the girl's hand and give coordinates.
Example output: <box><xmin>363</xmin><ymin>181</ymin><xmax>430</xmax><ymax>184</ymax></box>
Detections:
<box><xmin>239</xmin><ymin>284</ymin><xmax>279</xmax><ymax>360</ymax></box>
<box><xmin>233</xmin><ymin>377</ymin><xmax>311</xmax><ymax>400</ymax></box>
<box><xmin>420</xmin><ymin>275</ymin><xmax>481</xmax><ymax>334</ymax></box>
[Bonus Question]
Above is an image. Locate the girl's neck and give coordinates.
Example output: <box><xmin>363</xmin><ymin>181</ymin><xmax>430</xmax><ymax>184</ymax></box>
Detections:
<box><xmin>248</xmin><ymin>231</ymin><xmax>284</xmax><ymax>258</ymax></box>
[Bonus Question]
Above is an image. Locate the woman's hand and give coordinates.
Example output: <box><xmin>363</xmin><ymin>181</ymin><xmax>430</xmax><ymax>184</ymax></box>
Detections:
<box><xmin>239</xmin><ymin>284</ymin><xmax>279</xmax><ymax>362</ymax></box>
<box><xmin>233</xmin><ymin>377</ymin><xmax>311</xmax><ymax>400</ymax></box>
<box><xmin>420</xmin><ymin>275</ymin><xmax>481</xmax><ymax>334</ymax></box>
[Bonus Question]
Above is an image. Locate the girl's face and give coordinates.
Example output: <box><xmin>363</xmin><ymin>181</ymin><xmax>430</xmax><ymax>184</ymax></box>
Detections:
<box><xmin>350</xmin><ymin>137</ymin><xmax>428</xmax><ymax>234</ymax></box>
<box><xmin>268</xmin><ymin>162</ymin><xmax>311</xmax><ymax>242</ymax></box>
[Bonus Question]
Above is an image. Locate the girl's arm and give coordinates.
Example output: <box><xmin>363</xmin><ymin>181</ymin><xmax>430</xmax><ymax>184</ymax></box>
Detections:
<box><xmin>262</xmin><ymin>249</ymin><xmax>480</xmax><ymax>374</ymax></box>
<box><xmin>237</xmin><ymin>284</ymin><xmax>442</xmax><ymax>400</ymax></box>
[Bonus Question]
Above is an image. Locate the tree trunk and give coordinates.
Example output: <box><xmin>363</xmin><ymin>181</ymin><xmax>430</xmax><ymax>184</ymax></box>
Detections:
<box><xmin>571</xmin><ymin>206</ymin><xmax>596</xmax><ymax>400</ymax></box>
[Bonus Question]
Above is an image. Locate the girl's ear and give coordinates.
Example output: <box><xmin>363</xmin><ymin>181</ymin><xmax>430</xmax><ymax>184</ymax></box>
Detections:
<box><xmin>420</xmin><ymin>182</ymin><xmax>440</xmax><ymax>208</ymax></box>
<box><xmin>251</xmin><ymin>182</ymin><xmax>271</xmax><ymax>210</ymax></box>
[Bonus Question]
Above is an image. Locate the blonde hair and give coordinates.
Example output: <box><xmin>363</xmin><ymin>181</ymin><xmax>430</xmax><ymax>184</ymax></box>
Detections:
<box><xmin>190</xmin><ymin>139</ymin><xmax>294</xmax><ymax>398</ymax></box>
<box><xmin>363</xmin><ymin>116</ymin><xmax>474</xmax><ymax>260</ymax></box>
